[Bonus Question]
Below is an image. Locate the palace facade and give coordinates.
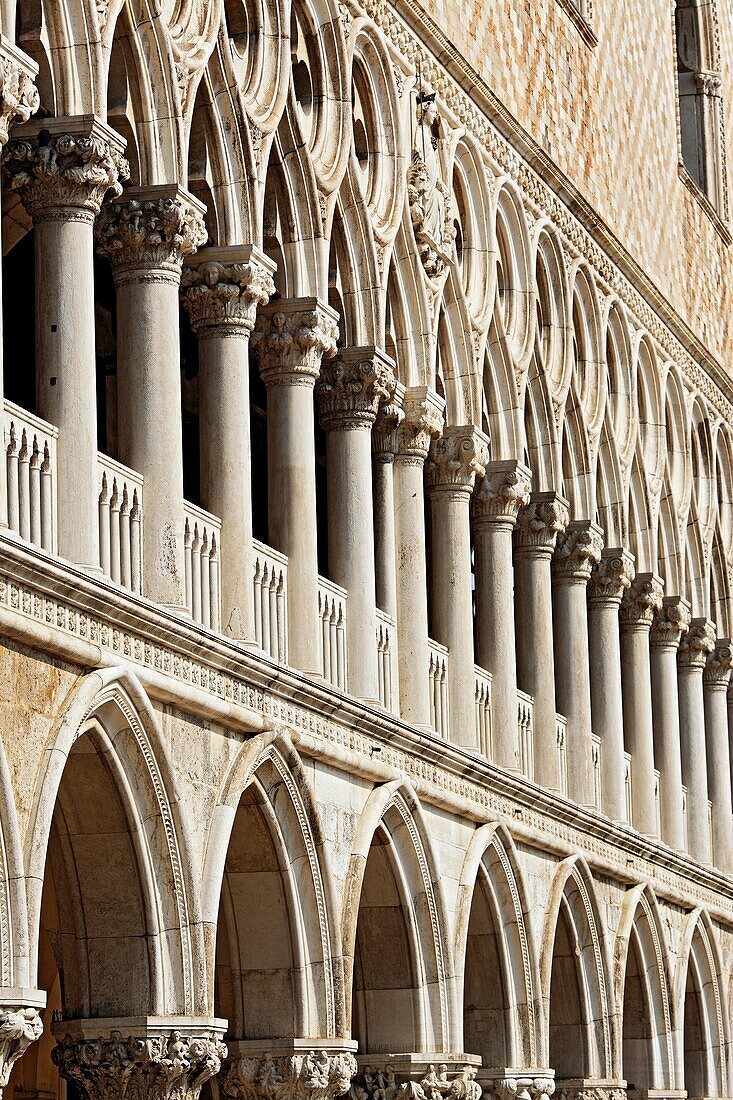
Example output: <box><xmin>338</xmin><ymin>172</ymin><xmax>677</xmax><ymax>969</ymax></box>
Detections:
<box><xmin>0</xmin><ymin>5</ymin><xmax>728</xmax><ymax>1100</ymax></box>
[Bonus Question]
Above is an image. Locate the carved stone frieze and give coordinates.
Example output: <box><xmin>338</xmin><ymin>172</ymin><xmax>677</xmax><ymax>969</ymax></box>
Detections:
<box><xmin>514</xmin><ymin>493</ymin><xmax>570</xmax><ymax>555</ymax></box>
<box><xmin>350</xmin><ymin>1064</ymin><xmax>481</xmax><ymax>1100</ymax></box>
<box><xmin>704</xmin><ymin>638</ymin><xmax>733</xmax><ymax>687</ymax></box>
<box><xmin>395</xmin><ymin>386</ymin><xmax>446</xmax><ymax>463</ymax></box>
<box><xmin>677</xmin><ymin>617</ymin><xmax>716</xmax><ymax>670</ymax></box>
<box><xmin>650</xmin><ymin>596</ymin><xmax>691</xmax><ymax>649</ymax></box>
<box><xmin>552</xmin><ymin>521</ymin><xmax>604</xmax><ymax>582</ymax></box>
<box><xmin>472</xmin><ymin>460</ymin><xmax>532</xmax><ymax>527</ymax></box>
<box><xmin>224</xmin><ymin>1051</ymin><xmax>357</xmax><ymax>1100</ymax></box>
<box><xmin>619</xmin><ymin>572</ymin><xmax>663</xmax><ymax>628</ymax></box>
<box><xmin>556</xmin><ymin>1088</ymin><xmax>625</xmax><ymax>1100</ymax></box>
<box><xmin>372</xmin><ymin>381</ymin><xmax>406</xmax><ymax>462</ymax></box>
<box><xmin>0</xmin><ymin>42</ymin><xmax>39</xmax><ymax>146</ymax></box>
<box><xmin>425</xmin><ymin>425</ymin><xmax>489</xmax><ymax>493</ymax></box>
<box><xmin>181</xmin><ymin>246</ymin><xmax>275</xmax><ymax>335</ymax></box>
<box><xmin>315</xmin><ymin>347</ymin><xmax>395</xmax><ymax>430</ymax></box>
<box><xmin>96</xmin><ymin>185</ymin><xmax>207</xmax><ymax>280</ymax></box>
<box><xmin>491</xmin><ymin>1078</ymin><xmax>555</xmax><ymax>1100</ymax></box>
<box><xmin>587</xmin><ymin>548</ymin><xmax>634</xmax><ymax>604</ymax></box>
<box><xmin>3</xmin><ymin>118</ymin><xmax>128</xmax><ymax>220</ymax></box>
<box><xmin>251</xmin><ymin>298</ymin><xmax>339</xmax><ymax>387</ymax></box>
<box><xmin>0</xmin><ymin>1007</ymin><xmax>44</xmax><ymax>1088</ymax></box>
<box><xmin>52</xmin><ymin>1030</ymin><xmax>227</xmax><ymax>1100</ymax></box>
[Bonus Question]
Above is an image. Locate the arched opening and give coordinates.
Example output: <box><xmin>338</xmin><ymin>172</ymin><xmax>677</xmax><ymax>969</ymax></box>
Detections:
<box><xmin>462</xmin><ymin>865</ymin><xmax>510</xmax><ymax>1070</ymax></box>
<box><xmin>684</xmin><ymin>961</ymin><xmax>707</xmax><ymax>1099</ymax></box>
<box><xmin>549</xmin><ymin>901</ymin><xmax>587</xmax><ymax>1080</ymax></box>
<box><xmin>623</xmin><ymin>935</ymin><xmax>653</xmax><ymax>1091</ymax></box>
<box><xmin>675</xmin><ymin>0</ymin><xmax>726</xmax><ymax>214</ymax></box>
<box><xmin>681</xmin><ymin>919</ymin><xmax>726</xmax><ymax>1100</ymax></box>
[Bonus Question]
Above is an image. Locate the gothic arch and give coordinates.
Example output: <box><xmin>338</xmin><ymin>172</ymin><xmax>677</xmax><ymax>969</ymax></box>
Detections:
<box><xmin>343</xmin><ymin>780</ymin><xmax>455</xmax><ymax>1055</ymax></box>
<box><xmin>25</xmin><ymin>665</ymin><xmax>203</xmax><ymax>1017</ymax></box>
<box><xmin>454</xmin><ymin>823</ymin><xmax>542</xmax><ymax>1068</ymax></box>
<box><xmin>615</xmin><ymin>884</ymin><xmax>675</xmax><ymax>1090</ymax></box>
<box><xmin>541</xmin><ymin>855</ymin><xmax>615</xmax><ymax>1082</ymax></box>
<box><xmin>674</xmin><ymin>909</ymin><xmax>729</xmax><ymax>1099</ymax></box>
<box><xmin>203</xmin><ymin>728</ymin><xmax>342</xmax><ymax>1039</ymax></box>
<box><xmin>489</xmin><ymin>177</ymin><xmax>534</xmax><ymax>381</ymax></box>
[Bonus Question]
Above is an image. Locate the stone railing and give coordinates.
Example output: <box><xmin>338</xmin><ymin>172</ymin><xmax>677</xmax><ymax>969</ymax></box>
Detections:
<box><xmin>97</xmin><ymin>454</ymin><xmax>142</xmax><ymax>594</ymax></box>
<box><xmin>517</xmin><ymin>688</ymin><xmax>534</xmax><ymax>780</ymax></box>
<box><xmin>184</xmin><ymin>501</ymin><xmax>221</xmax><ymax>631</ymax></box>
<box><xmin>428</xmin><ymin>637</ymin><xmax>449</xmax><ymax>739</ymax></box>
<box><xmin>318</xmin><ymin>576</ymin><xmax>347</xmax><ymax>690</ymax></box>
<box><xmin>474</xmin><ymin>665</ymin><xmax>492</xmax><ymax>756</ymax></box>
<box><xmin>3</xmin><ymin>399</ymin><xmax>56</xmax><ymax>553</ymax></box>
<box><xmin>376</xmin><ymin>608</ymin><xmax>396</xmax><ymax>712</ymax></box>
<box><xmin>624</xmin><ymin>750</ymin><xmax>633</xmax><ymax>825</ymax></box>
<box><xmin>252</xmin><ymin>538</ymin><xmax>288</xmax><ymax>662</ymax></box>
<box><xmin>556</xmin><ymin>712</ymin><xmax>568</xmax><ymax>796</ymax></box>
<box><xmin>592</xmin><ymin>733</ymin><xmax>602</xmax><ymax>810</ymax></box>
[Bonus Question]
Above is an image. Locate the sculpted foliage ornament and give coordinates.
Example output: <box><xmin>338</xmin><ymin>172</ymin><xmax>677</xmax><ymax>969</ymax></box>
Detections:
<box><xmin>678</xmin><ymin>618</ymin><xmax>716</xmax><ymax>669</ymax></box>
<box><xmin>552</xmin><ymin>521</ymin><xmax>604</xmax><ymax>581</ymax></box>
<box><xmin>514</xmin><ymin>494</ymin><xmax>569</xmax><ymax>552</ymax></box>
<box><xmin>492</xmin><ymin>1078</ymin><xmax>555</xmax><ymax>1100</ymax></box>
<box><xmin>396</xmin><ymin>386</ymin><xmax>446</xmax><ymax>461</ymax></box>
<box><xmin>650</xmin><ymin>596</ymin><xmax>691</xmax><ymax>647</ymax></box>
<box><xmin>0</xmin><ymin>50</ymin><xmax>39</xmax><ymax>146</ymax></box>
<box><xmin>182</xmin><ymin>252</ymin><xmax>275</xmax><ymax>334</ymax></box>
<box><xmin>0</xmin><ymin>1007</ymin><xmax>44</xmax><ymax>1088</ymax></box>
<box><xmin>52</xmin><ymin>1031</ymin><xmax>227</xmax><ymax>1100</ymax></box>
<box><xmin>3</xmin><ymin>127</ymin><xmax>129</xmax><ymax>218</ymax></box>
<box><xmin>619</xmin><ymin>572</ymin><xmax>663</xmax><ymax>627</ymax></box>
<box><xmin>252</xmin><ymin>301</ymin><xmax>339</xmax><ymax>385</ymax></box>
<box><xmin>96</xmin><ymin>189</ymin><xmax>207</xmax><ymax>276</ymax></box>
<box><xmin>587</xmin><ymin>549</ymin><xmax>634</xmax><ymax>603</ymax></box>
<box><xmin>425</xmin><ymin>426</ymin><xmax>489</xmax><ymax>491</ymax></box>
<box><xmin>225</xmin><ymin>1050</ymin><xmax>358</xmax><ymax>1100</ymax></box>
<box><xmin>472</xmin><ymin>460</ymin><xmax>532</xmax><ymax>525</ymax></box>
<box><xmin>350</xmin><ymin>1065</ymin><xmax>481</xmax><ymax>1100</ymax></box>
<box><xmin>704</xmin><ymin>639</ymin><xmax>733</xmax><ymax>686</ymax></box>
<box><xmin>316</xmin><ymin>349</ymin><xmax>396</xmax><ymax>429</ymax></box>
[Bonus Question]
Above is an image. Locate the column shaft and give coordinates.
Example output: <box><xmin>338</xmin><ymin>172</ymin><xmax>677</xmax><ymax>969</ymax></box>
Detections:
<box><xmin>372</xmin><ymin>391</ymin><xmax>404</xmax><ymax>620</ymax></box>
<box><xmin>678</xmin><ymin>618</ymin><xmax>716</xmax><ymax>863</ymax></box>
<box><xmin>704</xmin><ymin>640</ymin><xmax>733</xmax><ymax>874</ymax></box>
<box><xmin>650</xmin><ymin>597</ymin><xmax>689</xmax><ymax>851</ymax></box>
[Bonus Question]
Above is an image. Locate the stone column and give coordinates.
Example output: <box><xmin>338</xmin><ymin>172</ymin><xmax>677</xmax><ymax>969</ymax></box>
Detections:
<box><xmin>394</xmin><ymin>386</ymin><xmax>445</xmax><ymax>728</ymax></box>
<box><xmin>372</xmin><ymin>383</ymin><xmax>405</xmax><ymax>620</ymax></box>
<box><xmin>251</xmin><ymin>298</ymin><xmax>338</xmax><ymax>676</ymax></box>
<box><xmin>678</xmin><ymin>617</ymin><xmax>716</xmax><ymax>863</ymax></box>
<box><xmin>704</xmin><ymin>640</ymin><xmax>733</xmax><ymax>874</ymax></box>
<box><xmin>52</xmin><ymin>1024</ymin><xmax>226</xmax><ymax>1100</ymax></box>
<box><xmin>514</xmin><ymin>493</ymin><xmax>569</xmax><ymax>789</ymax></box>
<box><xmin>472</xmin><ymin>460</ymin><xmax>532</xmax><ymax>771</ymax></box>
<box><xmin>181</xmin><ymin>246</ymin><xmax>275</xmax><ymax>640</ymax></box>
<box><xmin>552</xmin><ymin>521</ymin><xmax>603</xmax><ymax>807</ymax></box>
<box><xmin>426</xmin><ymin>426</ymin><xmax>489</xmax><ymax>748</ymax></box>
<box><xmin>619</xmin><ymin>572</ymin><xmax>664</xmax><ymax>836</ymax></box>
<box><xmin>0</xmin><ymin>1003</ymin><xmax>44</xmax><ymax>1099</ymax></box>
<box><xmin>650</xmin><ymin>597</ymin><xmax>690</xmax><ymax>851</ymax></box>
<box><xmin>96</xmin><ymin>185</ymin><xmax>206</xmax><ymax>608</ymax></box>
<box><xmin>315</xmin><ymin>347</ymin><xmax>395</xmax><ymax>703</ymax></box>
<box><xmin>0</xmin><ymin>42</ymin><xmax>39</xmax><ymax>530</ymax></box>
<box><xmin>4</xmin><ymin>117</ymin><xmax>128</xmax><ymax>566</ymax></box>
<box><xmin>587</xmin><ymin>549</ymin><xmax>634</xmax><ymax>822</ymax></box>
<box><xmin>224</xmin><ymin>1044</ymin><xmax>357</xmax><ymax>1100</ymax></box>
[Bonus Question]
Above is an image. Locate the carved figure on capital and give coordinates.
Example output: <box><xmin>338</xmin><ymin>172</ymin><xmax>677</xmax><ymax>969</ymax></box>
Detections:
<box><xmin>704</xmin><ymin>638</ymin><xmax>733</xmax><ymax>687</ymax></box>
<box><xmin>552</xmin><ymin>521</ymin><xmax>603</xmax><ymax>582</ymax></box>
<box><xmin>677</xmin><ymin>618</ymin><xmax>716</xmax><ymax>669</ymax></box>
<box><xmin>225</xmin><ymin>1051</ymin><xmax>357</xmax><ymax>1100</ymax></box>
<box><xmin>650</xmin><ymin>596</ymin><xmax>691</xmax><ymax>648</ymax></box>
<box><xmin>252</xmin><ymin>301</ymin><xmax>339</xmax><ymax>386</ymax></box>
<box><xmin>619</xmin><ymin>572</ymin><xmax>663</xmax><ymax>627</ymax></box>
<box><xmin>315</xmin><ymin>349</ymin><xmax>396</xmax><ymax>429</ymax></box>
<box><xmin>408</xmin><ymin>90</ymin><xmax>455</xmax><ymax>279</ymax></box>
<box><xmin>96</xmin><ymin>187</ymin><xmax>207</xmax><ymax>276</ymax></box>
<box><xmin>492</xmin><ymin>1078</ymin><xmax>555</xmax><ymax>1100</ymax></box>
<box><xmin>182</xmin><ymin>249</ymin><xmax>276</xmax><ymax>334</ymax></box>
<box><xmin>0</xmin><ymin>1007</ymin><xmax>44</xmax><ymax>1089</ymax></box>
<box><xmin>396</xmin><ymin>386</ymin><xmax>446</xmax><ymax>462</ymax></box>
<box><xmin>0</xmin><ymin>45</ymin><xmax>39</xmax><ymax>146</ymax></box>
<box><xmin>372</xmin><ymin>383</ymin><xmax>406</xmax><ymax>462</ymax></box>
<box><xmin>514</xmin><ymin>495</ymin><xmax>569</xmax><ymax>554</ymax></box>
<box><xmin>425</xmin><ymin>426</ymin><xmax>489</xmax><ymax>492</ymax></box>
<box><xmin>472</xmin><ymin>461</ymin><xmax>532</xmax><ymax>526</ymax></box>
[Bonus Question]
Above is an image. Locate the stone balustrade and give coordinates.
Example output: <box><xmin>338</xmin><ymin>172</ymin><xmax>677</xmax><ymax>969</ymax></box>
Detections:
<box><xmin>428</xmin><ymin>637</ymin><xmax>450</xmax><ymax>738</ymax></box>
<box><xmin>3</xmin><ymin>399</ymin><xmax>56</xmax><ymax>553</ymax></box>
<box><xmin>475</xmin><ymin>665</ymin><xmax>493</xmax><ymax>756</ymax></box>
<box><xmin>376</xmin><ymin>608</ymin><xmax>396</xmax><ymax>713</ymax></box>
<box><xmin>97</xmin><ymin>453</ymin><xmax>142</xmax><ymax>593</ymax></box>
<box><xmin>318</xmin><ymin>576</ymin><xmax>347</xmax><ymax>690</ymax></box>
<box><xmin>253</xmin><ymin>539</ymin><xmax>288</xmax><ymax>662</ymax></box>
<box><xmin>184</xmin><ymin>501</ymin><xmax>221</xmax><ymax>631</ymax></box>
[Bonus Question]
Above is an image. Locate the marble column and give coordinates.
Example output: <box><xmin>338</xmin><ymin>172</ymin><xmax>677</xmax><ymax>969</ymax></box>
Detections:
<box><xmin>619</xmin><ymin>572</ymin><xmax>664</xmax><ymax>835</ymax></box>
<box><xmin>427</xmin><ymin>426</ymin><xmax>489</xmax><ymax>748</ymax></box>
<box><xmin>96</xmin><ymin>186</ymin><xmax>206</xmax><ymax>608</ymax></box>
<box><xmin>650</xmin><ymin>597</ymin><xmax>690</xmax><ymax>851</ymax></box>
<box><xmin>552</xmin><ymin>520</ymin><xmax>603</xmax><ymax>806</ymax></box>
<box><xmin>51</xmin><ymin>1024</ymin><xmax>226</xmax><ymax>1100</ymax></box>
<box><xmin>372</xmin><ymin>383</ymin><xmax>405</xmax><ymax>620</ymax></box>
<box><xmin>514</xmin><ymin>492</ymin><xmax>569</xmax><ymax>790</ymax></box>
<box><xmin>315</xmin><ymin>346</ymin><xmax>395</xmax><ymax>702</ymax></box>
<box><xmin>587</xmin><ymin>548</ymin><xmax>634</xmax><ymax>822</ymax></box>
<box><xmin>678</xmin><ymin>617</ymin><xmax>716</xmax><ymax>863</ymax></box>
<box><xmin>394</xmin><ymin>386</ymin><xmax>445</xmax><ymax>728</ymax></box>
<box><xmin>4</xmin><ymin>117</ymin><xmax>128</xmax><ymax>566</ymax></box>
<box><xmin>0</xmin><ymin>42</ymin><xmax>39</xmax><ymax>530</ymax></box>
<box><xmin>704</xmin><ymin>639</ymin><xmax>733</xmax><ymax>874</ymax></box>
<box><xmin>181</xmin><ymin>246</ymin><xmax>275</xmax><ymax>640</ymax></box>
<box><xmin>472</xmin><ymin>460</ymin><xmax>531</xmax><ymax>771</ymax></box>
<box><xmin>251</xmin><ymin>298</ymin><xmax>338</xmax><ymax>676</ymax></box>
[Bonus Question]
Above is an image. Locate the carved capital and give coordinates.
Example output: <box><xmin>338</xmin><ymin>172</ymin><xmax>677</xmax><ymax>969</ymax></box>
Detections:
<box><xmin>514</xmin><ymin>493</ymin><xmax>570</xmax><ymax>555</ymax></box>
<box><xmin>3</xmin><ymin>116</ymin><xmax>128</xmax><ymax>220</ymax></box>
<box><xmin>372</xmin><ymin>380</ymin><xmax>406</xmax><ymax>462</ymax></box>
<box><xmin>619</xmin><ymin>572</ymin><xmax>663</xmax><ymax>628</ymax></box>
<box><xmin>315</xmin><ymin>347</ymin><xmax>396</xmax><ymax>430</ymax></box>
<box><xmin>552</xmin><ymin>520</ymin><xmax>604</xmax><ymax>582</ymax></box>
<box><xmin>588</xmin><ymin>548</ymin><xmax>635</xmax><ymax>604</ymax></box>
<box><xmin>0</xmin><ymin>1007</ymin><xmax>43</xmax><ymax>1088</ymax></box>
<box><xmin>678</xmin><ymin>617</ymin><xmax>716</xmax><ymax>670</ymax></box>
<box><xmin>181</xmin><ymin>245</ymin><xmax>275</xmax><ymax>335</ymax></box>
<box><xmin>419</xmin><ymin>1066</ymin><xmax>481</xmax><ymax>1100</ymax></box>
<box><xmin>472</xmin><ymin>460</ymin><xmax>532</xmax><ymax>527</ymax></box>
<box><xmin>251</xmin><ymin>298</ymin><xmax>339</xmax><ymax>387</ymax></box>
<box><xmin>695</xmin><ymin>70</ymin><xmax>722</xmax><ymax>97</ymax></box>
<box><xmin>223</xmin><ymin>1050</ymin><xmax>357</xmax><ymax>1100</ymax></box>
<box><xmin>52</xmin><ymin>1028</ymin><xmax>227</xmax><ymax>1100</ymax></box>
<box><xmin>491</xmin><ymin>1080</ymin><xmax>555</xmax><ymax>1100</ymax></box>
<box><xmin>650</xmin><ymin>596</ymin><xmax>691</xmax><ymax>649</ymax></box>
<box><xmin>705</xmin><ymin>639</ymin><xmax>733</xmax><ymax>688</ymax></box>
<box><xmin>395</xmin><ymin>386</ymin><xmax>446</xmax><ymax>463</ymax></box>
<box><xmin>96</xmin><ymin>185</ymin><xmax>206</xmax><ymax>280</ymax></box>
<box><xmin>425</xmin><ymin>425</ymin><xmax>489</xmax><ymax>493</ymax></box>
<box><xmin>0</xmin><ymin>40</ymin><xmax>38</xmax><ymax>146</ymax></box>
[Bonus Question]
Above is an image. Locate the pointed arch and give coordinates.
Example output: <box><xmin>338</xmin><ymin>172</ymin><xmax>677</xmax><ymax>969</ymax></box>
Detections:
<box><xmin>454</xmin><ymin>823</ymin><xmax>541</xmax><ymax>1069</ymax></box>
<box><xmin>675</xmin><ymin>909</ymin><xmax>728</xmax><ymax>1099</ymax></box>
